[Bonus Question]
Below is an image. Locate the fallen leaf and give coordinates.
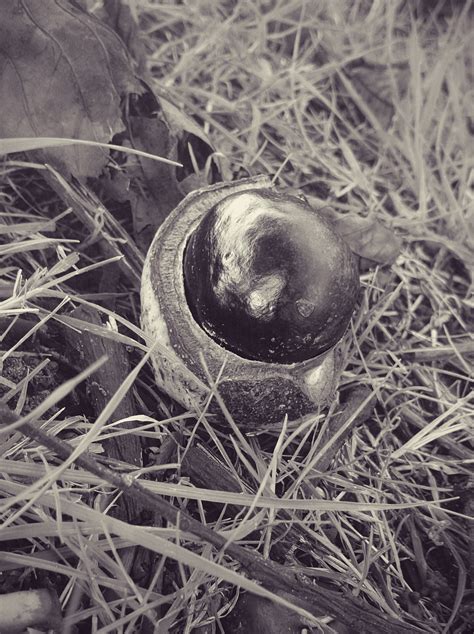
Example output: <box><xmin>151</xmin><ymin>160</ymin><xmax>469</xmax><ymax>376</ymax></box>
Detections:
<box><xmin>328</xmin><ymin>212</ymin><xmax>402</xmax><ymax>265</ymax></box>
<box><xmin>100</xmin><ymin>0</ymin><xmax>221</xmax><ymax>188</ymax></box>
<box><xmin>102</xmin><ymin>87</ymin><xmax>218</xmax><ymax>251</ymax></box>
<box><xmin>127</xmin><ymin>114</ymin><xmax>182</xmax><ymax>239</ymax></box>
<box><xmin>0</xmin><ymin>0</ymin><xmax>198</xmax><ymax>247</ymax></box>
<box><xmin>157</xmin><ymin>91</ymin><xmax>215</xmax><ymax>151</ymax></box>
<box><xmin>101</xmin><ymin>0</ymin><xmax>151</xmax><ymax>79</ymax></box>
<box><xmin>156</xmin><ymin>89</ymin><xmax>221</xmax><ymax>189</ymax></box>
<box><xmin>0</xmin><ymin>0</ymin><xmax>145</xmax><ymax>178</ymax></box>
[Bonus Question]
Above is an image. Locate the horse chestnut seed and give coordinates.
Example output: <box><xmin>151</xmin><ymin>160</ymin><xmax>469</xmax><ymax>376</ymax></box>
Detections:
<box><xmin>183</xmin><ymin>190</ymin><xmax>359</xmax><ymax>363</ymax></box>
<box><xmin>141</xmin><ymin>177</ymin><xmax>358</xmax><ymax>429</ymax></box>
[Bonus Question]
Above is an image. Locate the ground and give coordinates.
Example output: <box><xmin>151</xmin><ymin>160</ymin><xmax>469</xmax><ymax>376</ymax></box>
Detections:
<box><xmin>0</xmin><ymin>1</ymin><xmax>472</xmax><ymax>633</ymax></box>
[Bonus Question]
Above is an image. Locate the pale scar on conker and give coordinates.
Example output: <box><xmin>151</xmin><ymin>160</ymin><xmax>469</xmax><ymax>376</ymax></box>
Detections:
<box><xmin>183</xmin><ymin>189</ymin><xmax>360</xmax><ymax>364</ymax></box>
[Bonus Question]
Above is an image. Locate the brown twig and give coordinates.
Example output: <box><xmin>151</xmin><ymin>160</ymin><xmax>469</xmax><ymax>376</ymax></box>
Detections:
<box><xmin>61</xmin><ymin>305</ymin><xmax>154</xmax><ymax>586</ymax></box>
<box><xmin>62</xmin><ymin>305</ymin><xmax>142</xmax><ymax>470</ymax></box>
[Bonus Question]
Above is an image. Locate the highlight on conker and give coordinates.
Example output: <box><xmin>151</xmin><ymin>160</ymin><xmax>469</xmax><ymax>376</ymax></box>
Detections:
<box><xmin>183</xmin><ymin>189</ymin><xmax>360</xmax><ymax>364</ymax></box>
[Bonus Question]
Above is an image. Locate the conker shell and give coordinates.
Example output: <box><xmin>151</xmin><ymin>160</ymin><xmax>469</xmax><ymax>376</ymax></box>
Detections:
<box><xmin>141</xmin><ymin>177</ymin><xmax>350</xmax><ymax>430</ymax></box>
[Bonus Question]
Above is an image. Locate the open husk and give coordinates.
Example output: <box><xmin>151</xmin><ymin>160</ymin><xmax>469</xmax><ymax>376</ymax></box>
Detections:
<box><xmin>141</xmin><ymin>176</ymin><xmax>342</xmax><ymax>430</ymax></box>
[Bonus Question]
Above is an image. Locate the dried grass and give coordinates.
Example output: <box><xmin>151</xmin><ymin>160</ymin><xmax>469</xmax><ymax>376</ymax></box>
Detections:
<box><xmin>0</xmin><ymin>1</ymin><xmax>472</xmax><ymax>633</ymax></box>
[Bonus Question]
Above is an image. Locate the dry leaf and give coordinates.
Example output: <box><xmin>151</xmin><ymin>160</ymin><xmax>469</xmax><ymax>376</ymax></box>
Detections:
<box><xmin>157</xmin><ymin>91</ymin><xmax>215</xmax><ymax>152</ymax></box>
<box><xmin>128</xmin><ymin>115</ymin><xmax>182</xmax><ymax>228</ymax></box>
<box><xmin>0</xmin><ymin>0</ymin><xmax>193</xmax><ymax>246</ymax></box>
<box><xmin>330</xmin><ymin>213</ymin><xmax>402</xmax><ymax>265</ymax></box>
<box><xmin>100</xmin><ymin>0</ymin><xmax>220</xmax><ymax>188</ymax></box>
<box><xmin>102</xmin><ymin>0</ymin><xmax>150</xmax><ymax>79</ymax></box>
<box><xmin>158</xmin><ymin>90</ymin><xmax>221</xmax><ymax>189</ymax></box>
<box><xmin>0</xmin><ymin>0</ymin><xmax>144</xmax><ymax>178</ymax></box>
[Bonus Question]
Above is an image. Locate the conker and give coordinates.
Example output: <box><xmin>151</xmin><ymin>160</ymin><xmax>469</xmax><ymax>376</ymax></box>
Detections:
<box><xmin>183</xmin><ymin>189</ymin><xmax>359</xmax><ymax>363</ymax></box>
<box><xmin>141</xmin><ymin>176</ymin><xmax>357</xmax><ymax>429</ymax></box>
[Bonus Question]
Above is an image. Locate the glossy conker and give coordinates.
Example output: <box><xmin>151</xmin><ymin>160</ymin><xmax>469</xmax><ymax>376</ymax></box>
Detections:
<box><xmin>183</xmin><ymin>189</ymin><xmax>359</xmax><ymax>364</ymax></box>
<box><xmin>141</xmin><ymin>177</ymin><xmax>352</xmax><ymax>429</ymax></box>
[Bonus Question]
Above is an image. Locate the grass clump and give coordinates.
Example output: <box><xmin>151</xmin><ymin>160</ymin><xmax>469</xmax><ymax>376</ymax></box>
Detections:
<box><xmin>0</xmin><ymin>1</ymin><xmax>472</xmax><ymax>632</ymax></box>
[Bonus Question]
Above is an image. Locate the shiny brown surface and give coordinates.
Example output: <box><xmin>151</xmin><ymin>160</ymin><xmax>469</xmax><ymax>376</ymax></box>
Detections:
<box><xmin>184</xmin><ymin>189</ymin><xmax>359</xmax><ymax>363</ymax></box>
